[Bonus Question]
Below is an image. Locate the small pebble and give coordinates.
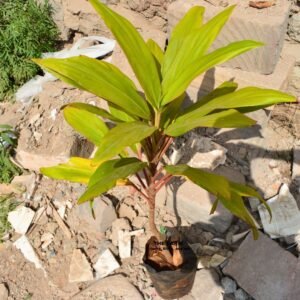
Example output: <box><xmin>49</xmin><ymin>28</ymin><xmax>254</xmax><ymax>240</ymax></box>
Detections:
<box><xmin>221</xmin><ymin>277</ymin><xmax>237</xmax><ymax>294</ymax></box>
<box><xmin>234</xmin><ymin>288</ymin><xmax>249</xmax><ymax>300</ymax></box>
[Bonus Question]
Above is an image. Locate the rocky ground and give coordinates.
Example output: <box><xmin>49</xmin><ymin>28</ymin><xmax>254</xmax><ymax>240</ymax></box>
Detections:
<box><xmin>0</xmin><ymin>0</ymin><xmax>300</xmax><ymax>300</ymax></box>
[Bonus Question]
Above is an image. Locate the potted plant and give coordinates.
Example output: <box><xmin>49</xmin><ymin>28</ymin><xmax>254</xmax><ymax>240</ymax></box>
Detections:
<box><xmin>33</xmin><ymin>1</ymin><xmax>296</xmax><ymax>299</ymax></box>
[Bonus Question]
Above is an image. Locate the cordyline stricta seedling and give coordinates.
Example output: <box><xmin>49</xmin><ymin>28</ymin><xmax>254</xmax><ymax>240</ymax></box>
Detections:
<box><xmin>34</xmin><ymin>1</ymin><xmax>295</xmax><ymax>261</ymax></box>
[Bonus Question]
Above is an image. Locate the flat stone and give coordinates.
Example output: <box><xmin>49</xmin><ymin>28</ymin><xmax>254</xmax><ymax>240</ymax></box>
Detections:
<box><xmin>168</xmin><ymin>0</ymin><xmax>290</xmax><ymax>74</ymax></box>
<box><xmin>73</xmin><ymin>275</ymin><xmax>143</xmax><ymax>300</ymax></box>
<box><xmin>288</xmin><ymin>13</ymin><xmax>300</xmax><ymax>43</ymax></box>
<box><xmin>118</xmin><ymin>203</ymin><xmax>137</xmax><ymax>220</ymax></box>
<box><xmin>223</xmin><ymin>233</ymin><xmax>298</xmax><ymax>300</ymax></box>
<box><xmin>75</xmin><ymin>196</ymin><xmax>117</xmax><ymax>235</ymax></box>
<box><xmin>69</xmin><ymin>249</ymin><xmax>94</xmax><ymax>283</ymax></box>
<box><xmin>190</xmin><ymin>269</ymin><xmax>223</xmax><ymax>300</ymax></box>
<box><xmin>0</xmin><ymin>284</ymin><xmax>8</xmax><ymax>300</ymax></box>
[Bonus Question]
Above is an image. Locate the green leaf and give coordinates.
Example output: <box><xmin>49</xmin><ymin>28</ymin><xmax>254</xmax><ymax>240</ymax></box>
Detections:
<box><xmin>147</xmin><ymin>39</ymin><xmax>164</xmax><ymax>65</ymax></box>
<box><xmin>165</xmin><ymin>164</ymin><xmax>231</xmax><ymax>200</ymax></box>
<box><xmin>219</xmin><ymin>191</ymin><xmax>259</xmax><ymax>239</ymax></box>
<box><xmin>33</xmin><ymin>56</ymin><xmax>151</xmax><ymax>119</ymax></box>
<box><xmin>63</xmin><ymin>105</ymin><xmax>108</xmax><ymax>145</ymax></box>
<box><xmin>230</xmin><ymin>182</ymin><xmax>272</xmax><ymax>219</ymax></box>
<box><xmin>78</xmin><ymin>157</ymin><xmax>146</xmax><ymax>203</ymax></box>
<box><xmin>170</xmin><ymin>6</ymin><xmax>205</xmax><ymax>41</ymax></box>
<box><xmin>40</xmin><ymin>157</ymin><xmax>99</xmax><ymax>184</ymax></box>
<box><xmin>108</xmin><ymin>103</ymin><xmax>136</xmax><ymax>122</ymax></box>
<box><xmin>94</xmin><ymin>121</ymin><xmax>157</xmax><ymax>162</ymax></box>
<box><xmin>183</xmin><ymin>81</ymin><xmax>239</xmax><ymax>114</ymax></box>
<box><xmin>165</xmin><ymin>164</ymin><xmax>261</xmax><ymax>238</ymax></box>
<box><xmin>161</xmin><ymin>40</ymin><xmax>263</xmax><ymax>105</ymax></box>
<box><xmin>89</xmin><ymin>0</ymin><xmax>161</xmax><ymax>108</ymax></box>
<box><xmin>166</xmin><ymin>88</ymin><xmax>296</xmax><ymax>135</ymax></box>
<box><xmin>165</xmin><ymin>109</ymin><xmax>256</xmax><ymax>136</ymax></box>
<box><xmin>63</xmin><ymin>102</ymin><xmax>122</xmax><ymax>122</ymax></box>
<box><xmin>185</xmin><ymin>87</ymin><xmax>296</xmax><ymax>119</ymax></box>
<box><xmin>161</xmin><ymin>92</ymin><xmax>186</xmax><ymax>129</ymax></box>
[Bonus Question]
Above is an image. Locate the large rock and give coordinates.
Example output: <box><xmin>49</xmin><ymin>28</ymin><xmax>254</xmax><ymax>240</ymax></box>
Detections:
<box><xmin>0</xmin><ymin>284</ymin><xmax>8</xmax><ymax>300</ymax></box>
<box><xmin>223</xmin><ymin>233</ymin><xmax>298</xmax><ymax>300</ymax></box>
<box><xmin>168</xmin><ymin>0</ymin><xmax>290</xmax><ymax>74</ymax></box>
<box><xmin>158</xmin><ymin>166</ymin><xmax>245</xmax><ymax>233</ymax></box>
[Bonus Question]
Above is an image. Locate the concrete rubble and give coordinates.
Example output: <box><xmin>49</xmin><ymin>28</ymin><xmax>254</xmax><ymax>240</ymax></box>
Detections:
<box><xmin>258</xmin><ymin>184</ymin><xmax>300</xmax><ymax>238</ymax></box>
<box><xmin>93</xmin><ymin>248</ymin><xmax>120</xmax><ymax>279</ymax></box>
<box><xmin>223</xmin><ymin>233</ymin><xmax>299</xmax><ymax>300</ymax></box>
<box><xmin>8</xmin><ymin>206</ymin><xmax>35</xmax><ymax>235</ymax></box>
<box><xmin>14</xmin><ymin>235</ymin><xmax>45</xmax><ymax>274</ymax></box>
<box><xmin>69</xmin><ymin>249</ymin><xmax>94</xmax><ymax>283</ymax></box>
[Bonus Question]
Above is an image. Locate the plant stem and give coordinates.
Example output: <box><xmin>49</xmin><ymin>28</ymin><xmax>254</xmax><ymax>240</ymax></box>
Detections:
<box><xmin>148</xmin><ymin>191</ymin><xmax>161</xmax><ymax>239</ymax></box>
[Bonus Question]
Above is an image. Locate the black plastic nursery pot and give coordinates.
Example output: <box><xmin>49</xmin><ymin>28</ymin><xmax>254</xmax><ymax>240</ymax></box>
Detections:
<box><xmin>143</xmin><ymin>237</ymin><xmax>198</xmax><ymax>299</ymax></box>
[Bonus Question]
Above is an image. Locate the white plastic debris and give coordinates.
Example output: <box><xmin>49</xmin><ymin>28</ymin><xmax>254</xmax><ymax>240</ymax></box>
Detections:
<box><xmin>16</xmin><ymin>36</ymin><xmax>115</xmax><ymax>104</ymax></box>
<box><xmin>14</xmin><ymin>235</ymin><xmax>46</xmax><ymax>275</ymax></box>
<box><xmin>258</xmin><ymin>184</ymin><xmax>300</xmax><ymax>238</ymax></box>
<box><xmin>93</xmin><ymin>249</ymin><xmax>120</xmax><ymax>279</ymax></box>
<box><xmin>8</xmin><ymin>206</ymin><xmax>35</xmax><ymax>234</ymax></box>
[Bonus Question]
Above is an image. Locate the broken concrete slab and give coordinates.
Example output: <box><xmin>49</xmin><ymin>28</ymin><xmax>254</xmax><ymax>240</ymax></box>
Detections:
<box><xmin>168</xmin><ymin>0</ymin><xmax>290</xmax><ymax>74</ymax></box>
<box><xmin>75</xmin><ymin>196</ymin><xmax>117</xmax><ymax>235</ymax></box>
<box><xmin>69</xmin><ymin>249</ymin><xmax>94</xmax><ymax>283</ymax></box>
<box><xmin>258</xmin><ymin>184</ymin><xmax>300</xmax><ymax>238</ymax></box>
<box><xmin>223</xmin><ymin>233</ymin><xmax>298</xmax><ymax>300</ymax></box>
<box><xmin>8</xmin><ymin>206</ymin><xmax>35</xmax><ymax>235</ymax></box>
<box><xmin>189</xmin><ymin>269</ymin><xmax>223</xmax><ymax>300</ymax></box>
<box><xmin>93</xmin><ymin>248</ymin><xmax>120</xmax><ymax>279</ymax></box>
<box><xmin>73</xmin><ymin>274</ymin><xmax>143</xmax><ymax>300</ymax></box>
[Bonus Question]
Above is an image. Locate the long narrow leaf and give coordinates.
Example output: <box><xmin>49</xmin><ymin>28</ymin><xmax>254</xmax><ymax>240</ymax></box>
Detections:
<box><xmin>78</xmin><ymin>158</ymin><xmax>146</xmax><ymax>203</ymax></box>
<box><xmin>170</xmin><ymin>6</ymin><xmax>205</xmax><ymax>41</ymax></box>
<box><xmin>41</xmin><ymin>157</ymin><xmax>99</xmax><ymax>184</ymax></box>
<box><xmin>33</xmin><ymin>56</ymin><xmax>151</xmax><ymax>119</ymax></box>
<box><xmin>64</xmin><ymin>106</ymin><xmax>108</xmax><ymax>145</ymax></box>
<box><xmin>162</xmin><ymin>40</ymin><xmax>263</xmax><ymax>104</ymax></box>
<box><xmin>89</xmin><ymin>0</ymin><xmax>161</xmax><ymax>108</ymax></box>
<box><xmin>94</xmin><ymin>121</ymin><xmax>157</xmax><ymax>162</ymax></box>
<box><xmin>165</xmin><ymin>109</ymin><xmax>256</xmax><ymax>136</ymax></box>
<box><xmin>162</xmin><ymin>5</ymin><xmax>236</xmax><ymax>103</ymax></box>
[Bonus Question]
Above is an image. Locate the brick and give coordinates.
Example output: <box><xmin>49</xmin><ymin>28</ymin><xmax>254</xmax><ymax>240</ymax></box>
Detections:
<box><xmin>168</xmin><ymin>0</ymin><xmax>290</xmax><ymax>74</ymax></box>
<box><xmin>223</xmin><ymin>233</ymin><xmax>298</xmax><ymax>300</ymax></box>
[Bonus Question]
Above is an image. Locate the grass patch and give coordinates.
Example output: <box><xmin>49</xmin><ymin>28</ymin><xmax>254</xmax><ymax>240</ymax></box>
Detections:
<box><xmin>0</xmin><ymin>125</ymin><xmax>22</xmax><ymax>183</ymax></box>
<box><xmin>0</xmin><ymin>0</ymin><xmax>59</xmax><ymax>101</ymax></box>
<box><xmin>0</xmin><ymin>194</ymin><xmax>18</xmax><ymax>242</ymax></box>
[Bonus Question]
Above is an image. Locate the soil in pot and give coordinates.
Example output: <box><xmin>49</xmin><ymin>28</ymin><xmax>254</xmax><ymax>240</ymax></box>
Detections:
<box><xmin>143</xmin><ymin>235</ymin><xmax>198</xmax><ymax>299</ymax></box>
